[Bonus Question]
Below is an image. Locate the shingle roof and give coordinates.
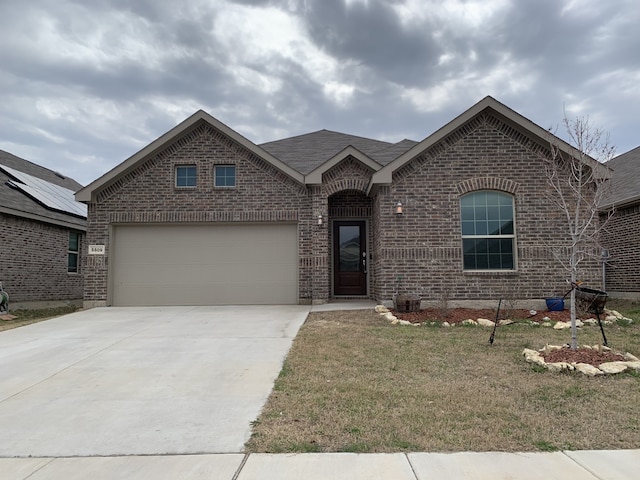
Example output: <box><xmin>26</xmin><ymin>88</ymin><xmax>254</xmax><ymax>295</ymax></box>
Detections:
<box><xmin>601</xmin><ymin>146</ymin><xmax>640</xmax><ymax>209</ymax></box>
<box><xmin>259</xmin><ymin>130</ymin><xmax>417</xmax><ymax>174</ymax></box>
<box><xmin>0</xmin><ymin>149</ymin><xmax>86</xmax><ymax>228</ymax></box>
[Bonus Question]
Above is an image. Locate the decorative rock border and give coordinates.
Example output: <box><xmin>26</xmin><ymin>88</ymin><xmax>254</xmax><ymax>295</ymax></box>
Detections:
<box><xmin>523</xmin><ymin>345</ymin><xmax>640</xmax><ymax>376</ymax></box>
<box><xmin>373</xmin><ymin>305</ymin><xmax>634</xmax><ymax>328</ymax></box>
<box><xmin>374</xmin><ymin>305</ymin><xmax>639</xmax><ymax>376</ymax></box>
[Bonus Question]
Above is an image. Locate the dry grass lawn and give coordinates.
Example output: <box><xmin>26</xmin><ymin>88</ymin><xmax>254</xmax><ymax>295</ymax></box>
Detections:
<box><xmin>246</xmin><ymin>301</ymin><xmax>640</xmax><ymax>453</ymax></box>
<box><xmin>0</xmin><ymin>305</ymin><xmax>81</xmax><ymax>332</ymax></box>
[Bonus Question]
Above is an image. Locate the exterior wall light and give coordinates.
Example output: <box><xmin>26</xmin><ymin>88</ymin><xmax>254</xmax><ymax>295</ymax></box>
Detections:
<box><xmin>395</xmin><ymin>202</ymin><xmax>403</xmax><ymax>215</ymax></box>
<box><xmin>317</xmin><ymin>214</ymin><xmax>323</xmax><ymax>225</ymax></box>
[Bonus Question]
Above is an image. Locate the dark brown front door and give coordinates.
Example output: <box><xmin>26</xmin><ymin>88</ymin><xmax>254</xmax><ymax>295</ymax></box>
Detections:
<box><xmin>333</xmin><ymin>221</ymin><xmax>367</xmax><ymax>296</ymax></box>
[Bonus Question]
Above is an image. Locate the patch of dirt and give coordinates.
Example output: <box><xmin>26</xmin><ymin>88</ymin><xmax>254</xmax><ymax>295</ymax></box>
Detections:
<box><xmin>541</xmin><ymin>347</ymin><xmax>626</xmax><ymax>366</ymax></box>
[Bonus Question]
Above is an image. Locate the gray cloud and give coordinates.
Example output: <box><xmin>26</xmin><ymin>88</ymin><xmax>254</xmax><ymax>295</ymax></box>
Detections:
<box><xmin>0</xmin><ymin>0</ymin><xmax>638</xmax><ymax>185</ymax></box>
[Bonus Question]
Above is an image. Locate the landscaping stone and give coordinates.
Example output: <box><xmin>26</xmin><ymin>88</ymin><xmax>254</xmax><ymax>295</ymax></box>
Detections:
<box><xmin>598</xmin><ymin>362</ymin><xmax>629</xmax><ymax>374</ymax></box>
<box><xmin>547</xmin><ymin>362</ymin><xmax>574</xmax><ymax>372</ymax></box>
<box><xmin>553</xmin><ymin>321</ymin><xmax>570</xmax><ymax>330</ymax></box>
<box><xmin>462</xmin><ymin>319</ymin><xmax>478</xmax><ymax>326</ymax></box>
<box><xmin>375</xmin><ymin>305</ymin><xmax>389</xmax><ymax>314</ymax></box>
<box><xmin>624</xmin><ymin>353</ymin><xmax>640</xmax><ymax>362</ymax></box>
<box><xmin>477</xmin><ymin>318</ymin><xmax>495</xmax><ymax>327</ymax></box>
<box><xmin>574</xmin><ymin>363</ymin><xmax>604</xmax><ymax>376</ymax></box>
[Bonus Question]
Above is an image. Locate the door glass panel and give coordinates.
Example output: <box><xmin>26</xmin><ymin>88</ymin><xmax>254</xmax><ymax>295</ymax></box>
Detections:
<box><xmin>339</xmin><ymin>225</ymin><xmax>360</xmax><ymax>272</ymax></box>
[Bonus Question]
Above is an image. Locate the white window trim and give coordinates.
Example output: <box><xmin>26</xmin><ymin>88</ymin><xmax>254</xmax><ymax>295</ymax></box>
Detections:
<box><xmin>460</xmin><ymin>191</ymin><xmax>517</xmax><ymax>271</ymax></box>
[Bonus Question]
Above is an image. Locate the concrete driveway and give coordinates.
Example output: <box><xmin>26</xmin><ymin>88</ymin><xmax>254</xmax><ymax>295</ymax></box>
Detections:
<box><xmin>0</xmin><ymin>305</ymin><xmax>309</xmax><ymax>457</ymax></box>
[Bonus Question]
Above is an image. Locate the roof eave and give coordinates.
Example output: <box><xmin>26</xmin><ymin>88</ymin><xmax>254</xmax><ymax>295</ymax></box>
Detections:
<box><xmin>0</xmin><ymin>206</ymin><xmax>87</xmax><ymax>230</ymax></box>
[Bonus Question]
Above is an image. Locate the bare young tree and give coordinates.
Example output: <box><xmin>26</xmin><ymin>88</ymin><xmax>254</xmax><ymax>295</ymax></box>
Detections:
<box><xmin>545</xmin><ymin>114</ymin><xmax>615</xmax><ymax>350</ymax></box>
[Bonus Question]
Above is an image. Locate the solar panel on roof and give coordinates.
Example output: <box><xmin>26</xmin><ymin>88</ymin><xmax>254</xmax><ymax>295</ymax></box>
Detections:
<box><xmin>1</xmin><ymin>165</ymin><xmax>87</xmax><ymax>218</ymax></box>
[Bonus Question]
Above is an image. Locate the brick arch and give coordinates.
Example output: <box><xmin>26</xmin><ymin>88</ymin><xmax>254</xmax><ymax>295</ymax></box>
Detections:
<box><xmin>324</xmin><ymin>178</ymin><xmax>369</xmax><ymax>197</ymax></box>
<box><xmin>456</xmin><ymin>177</ymin><xmax>520</xmax><ymax>196</ymax></box>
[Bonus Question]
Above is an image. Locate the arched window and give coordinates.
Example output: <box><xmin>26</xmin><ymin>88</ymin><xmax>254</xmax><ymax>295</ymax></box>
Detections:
<box><xmin>460</xmin><ymin>191</ymin><xmax>515</xmax><ymax>270</ymax></box>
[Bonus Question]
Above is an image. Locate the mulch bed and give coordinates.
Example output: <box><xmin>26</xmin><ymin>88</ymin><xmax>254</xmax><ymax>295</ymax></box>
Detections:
<box><xmin>541</xmin><ymin>347</ymin><xmax>626</xmax><ymax>366</ymax></box>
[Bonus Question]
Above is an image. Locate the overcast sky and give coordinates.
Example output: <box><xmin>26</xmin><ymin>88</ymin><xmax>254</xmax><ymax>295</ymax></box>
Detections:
<box><xmin>1</xmin><ymin>0</ymin><xmax>638</xmax><ymax>186</ymax></box>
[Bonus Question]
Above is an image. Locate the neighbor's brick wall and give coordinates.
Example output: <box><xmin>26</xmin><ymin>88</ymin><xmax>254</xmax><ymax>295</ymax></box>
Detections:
<box><xmin>0</xmin><ymin>213</ymin><xmax>84</xmax><ymax>302</ymax></box>
<box><xmin>602</xmin><ymin>204</ymin><xmax>640</xmax><ymax>294</ymax></box>
<box><xmin>84</xmin><ymin>123</ymin><xmax>310</xmax><ymax>304</ymax></box>
<box><xmin>371</xmin><ymin>112</ymin><xmax>601</xmax><ymax>303</ymax></box>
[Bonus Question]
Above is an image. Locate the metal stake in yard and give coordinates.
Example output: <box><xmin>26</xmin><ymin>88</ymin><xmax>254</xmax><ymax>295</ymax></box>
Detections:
<box><xmin>489</xmin><ymin>298</ymin><xmax>502</xmax><ymax>345</ymax></box>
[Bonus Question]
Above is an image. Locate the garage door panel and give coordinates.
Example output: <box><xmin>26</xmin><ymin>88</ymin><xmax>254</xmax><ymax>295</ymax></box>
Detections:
<box><xmin>112</xmin><ymin>224</ymin><xmax>298</xmax><ymax>306</ymax></box>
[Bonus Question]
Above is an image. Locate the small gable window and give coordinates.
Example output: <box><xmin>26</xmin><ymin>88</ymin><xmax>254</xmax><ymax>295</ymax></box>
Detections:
<box><xmin>460</xmin><ymin>191</ymin><xmax>515</xmax><ymax>270</ymax></box>
<box><xmin>68</xmin><ymin>231</ymin><xmax>80</xmax><ymax>273</ymax></box>
<box><xmin>175</xmin><ymin>165</ymin><xmax>197</xmax><ymax>187</ymax></box>
<box><xmin>214</xmin><ymin>165</ymin><xmax>236</xmax><ymax>187</ymax></box>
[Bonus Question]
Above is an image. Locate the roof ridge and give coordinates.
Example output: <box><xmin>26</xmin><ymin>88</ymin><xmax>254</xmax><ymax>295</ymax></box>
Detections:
<box><xmin>0</xmin><ymin>149</ymin><xmax>66</xmax><ymax>178</ymax></box>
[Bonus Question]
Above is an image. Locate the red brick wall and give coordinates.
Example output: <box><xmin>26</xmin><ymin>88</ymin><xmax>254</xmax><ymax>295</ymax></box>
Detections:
<box><xmin>603</xmin><ymin>204</ymin><xmax>640</xmax><ymax>294</ymax></box>
<box><xmin>0</xmin><ymin>213</ymin><xmax>84</xmax><ymax>302</ymax></box>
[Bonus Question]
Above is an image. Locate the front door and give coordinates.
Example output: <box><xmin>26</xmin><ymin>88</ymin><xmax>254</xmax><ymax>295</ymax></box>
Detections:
<box><xmin>333</xmin><ymin>221</ymin><xmax>367</xmax><ymax>296</ymax></box>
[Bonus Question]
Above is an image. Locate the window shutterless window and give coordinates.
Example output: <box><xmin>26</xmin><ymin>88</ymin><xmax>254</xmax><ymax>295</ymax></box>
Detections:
<box><xmin>175</xmin><ymin>165</ymin><xmax>197</xmax><ymax>187</ymax></box>
<box><xmin>460</xmin><ymin>191</ymin><xmax>515</xmax><ymax>270</ymax></box>
<box><xmin>214</xmin><ymin>165</ymin><xmax>236</xmax><ymax>187</ymax></box>
<box><xmin>68</xmin><ymin>231</ymin><xmax>79</xmax><ymax>273</ymax></box>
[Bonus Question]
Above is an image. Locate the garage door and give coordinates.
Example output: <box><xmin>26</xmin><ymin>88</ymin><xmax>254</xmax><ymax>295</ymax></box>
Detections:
<box><xmin>111</xmin><ymin>224</ymin><xmax>298</xmax><ymax>306</ymax></box>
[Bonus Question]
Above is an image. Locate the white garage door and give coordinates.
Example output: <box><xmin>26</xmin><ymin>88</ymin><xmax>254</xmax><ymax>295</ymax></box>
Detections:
<box><xmin>111</xmin><ymin>224</ymin><xmax>298</xmax><ymax>306</ymax></box>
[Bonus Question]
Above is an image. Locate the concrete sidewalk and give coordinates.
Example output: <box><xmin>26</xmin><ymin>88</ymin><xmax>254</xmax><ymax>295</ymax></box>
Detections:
<box><xmin>2</xmin><ymin>450</ymin><xmax>639</xmax><ymax>479</ymax></box>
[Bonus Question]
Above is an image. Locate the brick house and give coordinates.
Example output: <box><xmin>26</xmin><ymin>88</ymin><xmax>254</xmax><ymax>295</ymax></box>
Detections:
<box><xmin>0</xmin><ymin>150</ymin><xmax>86</xmax><ymax>307</ymax></box>
<box><xmin>600</xmin><ymin>146</ymin><xmax>640</xmax><ymax>299</ymax></box>
<box><xmin>76</xmin><ymin>96</ymin><xmax>609</xmax><ymax>308</ymax></box>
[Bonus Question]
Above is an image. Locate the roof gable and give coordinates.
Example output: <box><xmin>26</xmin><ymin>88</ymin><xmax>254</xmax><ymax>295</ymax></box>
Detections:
<box><xmin>304</xmin><ymin>146</ymin><xmax>382</xmax><ymax>184</ymax></box>
<box><xmin>600</xmin><ymin>146</ymin><xmax>640</xmax><ymax>209</ymax></box>
<box><xmin>368</xmin><ymin>96</ymin><xmax>611</xmax><ymax>193</ymax></box>
<box><xmin>76</xmin><ymin>110</ymin><xmax>304</xmax><ymax>202</ymax></box>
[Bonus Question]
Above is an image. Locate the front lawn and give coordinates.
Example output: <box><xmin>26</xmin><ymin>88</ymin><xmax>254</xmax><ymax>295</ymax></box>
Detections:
<box><xmin>245</xmin><ymin>300</ymin><xmax>640</xmax><ymax>453</ymax></box>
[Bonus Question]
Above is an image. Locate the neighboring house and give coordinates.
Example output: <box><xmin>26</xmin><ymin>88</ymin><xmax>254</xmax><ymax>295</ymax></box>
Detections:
<box><xmin>76</xmin><ymin>96</ymin><xmax>609</xmax><ymax>308</ymax></box>
<box><xmin>0</xmin><ymin>150</ymin><xmax>87</xmax><ymax>306</ymax></box>
<box><xmin>600</xmin><ymin>146</ymin><xmax>640</xmax><ymax>299</ymax></box>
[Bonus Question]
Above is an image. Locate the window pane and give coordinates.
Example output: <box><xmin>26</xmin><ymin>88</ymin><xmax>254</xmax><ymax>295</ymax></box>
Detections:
<box><xmin>487</xmin><ymin>221</ymin><xmax>501</xmax><ymax>235</ymax></box>
<box><xmin>499</xmin><ymin>220</ymin><xmax>512</xmax><ymax>235</ymax></box>
<box><xmin>461</xmin><ymin>206</ymin><xmax>475</xmax><ymax>221</ymax></box>
<box><xmin>500</xmin><ymin>238</ymin><xmax>513</xmax><ymax>254</ymax></box>
<box><xmin>464</xmin><ymin>254</ymin><xmax>476</xmax><ymax>270</ymax></box>
<box><xmin>486</xmin><ymin>191</ymin><xmax>501</xmax><ymax>206</ymax></box>
<box><xmin>68</xmin><ymin>232</ymin><xmax>79</xmax><ymax>252</ymax></box>
<box><xmin>462</xmin><ymin>238</ymin><xmax>514</xmax><ymax>270</ymax></box>
<box><xmin>176</xmin><ymin>166</ymin><xmax>197</xmax><ymax>187</ymax></box>
<box><xmin>215</xmin><ymin>165</ymin><xmax>236</xmax><ymax>187</ymax></box>
<box><xmin>339</xmin><ymin>226</ymin><xmax>360</xmax><ymax>272</ymax></box>
<box><xmin>461</xmin><ymin>221</ymin><xmax>475</xmax><ymax>236</ymax></box>
<box><xmin>68</xmin><ymin>253</ymin><xmax>78</xmax><ymax>273</ymax></box>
